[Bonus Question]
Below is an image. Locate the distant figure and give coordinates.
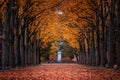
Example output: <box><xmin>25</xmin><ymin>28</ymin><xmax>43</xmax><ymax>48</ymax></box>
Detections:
<box><xmin>57</xmin><ymin>40</ymin><xmax>63</xmax><ymax>62</ymax></box>
<box><xmin>57</xmin><ymin>50</ymin><xmax>62</xmax><ymax>62</ymax></box>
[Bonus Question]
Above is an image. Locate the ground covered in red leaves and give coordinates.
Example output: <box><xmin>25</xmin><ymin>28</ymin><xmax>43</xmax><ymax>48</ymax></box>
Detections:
<box><xmin>0</xmin><ymin>63</ymin><xmax>120</xmax><ymax>80</ymax></box>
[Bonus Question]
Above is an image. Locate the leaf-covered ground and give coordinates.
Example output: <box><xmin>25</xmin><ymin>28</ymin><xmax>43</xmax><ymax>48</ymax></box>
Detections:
<box><xmin>0</xmin><ymin>63</ymin><xmax>120</xmax><ymax>80</ymax></box>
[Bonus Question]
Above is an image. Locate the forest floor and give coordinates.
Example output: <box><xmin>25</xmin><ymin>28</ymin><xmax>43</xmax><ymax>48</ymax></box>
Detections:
<box><xmin>0</xmin><ymin>63</ymin><xmax>120</xmax><ymax>80</ymax></box>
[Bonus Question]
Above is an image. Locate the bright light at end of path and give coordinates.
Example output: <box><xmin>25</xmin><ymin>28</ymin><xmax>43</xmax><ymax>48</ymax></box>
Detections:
<box><xmin>56</xmin><ymin>10</ymin><xmax>63</xmax><ymax>15</ymax></box>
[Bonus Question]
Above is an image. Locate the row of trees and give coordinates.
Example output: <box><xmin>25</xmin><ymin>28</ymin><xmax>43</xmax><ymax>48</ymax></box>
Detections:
<box><xmin>0</xmin><ymin>0</ymin><xmax>41</xmax><ymax>69</ymax></box>
<box><xmin>0</xmin><ymin>0</ymin><xmax>63</xmax><ymax>69</ymax></box>
<box><xmin>67</xmin><ymin>0</ymin><xmax>120</xmax><ymax>68</ymax></box>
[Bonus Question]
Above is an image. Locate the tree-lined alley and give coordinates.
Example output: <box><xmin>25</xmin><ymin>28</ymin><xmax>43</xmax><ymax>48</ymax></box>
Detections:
<box><xmin>0</xmin><ymin>0</ymin><xmax>120</xmax><ymax>79</ymax></box>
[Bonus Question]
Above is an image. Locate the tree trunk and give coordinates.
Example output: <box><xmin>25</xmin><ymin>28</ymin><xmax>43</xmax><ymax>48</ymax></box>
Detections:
<box><xmin>15</xmin><ymin>34</ymin><xmax>21</xmax><ymax>66</ymax></box>
<box><xmin>82</xmin><ymin>44</ymin><xmax>85</xmax><ymax>64</ymax></box>
<box><xmin>14</xmin><ymin>4</ymin><xmax>20</xmax><ymax>67</ymax></box>
<box><xmin>108</xmin><ymin>26</ymin><xmax>115</xmax><ymax>67</ymax></box>
<box><xmin>34</xmin><ymin>40</ymin><xmax>37</xmax><ymax>65</ymax></box>
<box><xmin>27</xmin><ymin>45</ymin><xmax>30</xmax><ymax>65</ymax></box>
<box><xmin>38</xmin><ymin>49</ymin><xmax>41</xmax><ymax>64</ymax></box>
<box><xmin>86</xmin><ymin>35</ymin><xmax>90</xmax><ymax>65</ymax></box>
<box><xmin>83</xmin><ymin>40</ymin><xmax>86</xmax><ymax>64</ymax></box>
<box><xmin>100</xmin><ymin>0</ymin><xmax>107</xmax><ymax>67</ymax></box>
<box><xmin>0</xmin><ymin>12</ymin><xmax>3</xmax><ymax>68</ymax></box>
<box><xmin>117</xmin><ymin>0</ymin><xmax>120</xmax><ymax>68</ymax></box>
<box><xmin>36</xmin><ymin>40</ymin><xmax>40</xmax><ymax>64</ymax></box>
<box><xmin>9</xmin><ymin>1</ymin><xmax>15</xmax><ymax>67</ymax></box>
<box><xmin>20</xmin><ymin>29</ymin><xmax>25</xmax><ymax>66</ymax></box>
<box><xmin>2</xmin><ymin>3</ymin><xmax>10</xmax><ymax>69</ymax></box>
<box><xmin>78</xmin><ymin>41</ymin><xmax>82</xmax><ymax>64</ymax></box>
<box><xmin>107</xmin><ymin>0</ymin><xmax>116</xmax><ymax>68</ymax></box>
<box><xmin>95</xmin><ymin>9</ymin><xmax>101</xmax><ymax>66</ymax></box>
<box><xmin>25</xmin><ymin>27</ymin><xmax>28</xmax><ymax>66</ymax></box>
<box><xmin>91</xmin><ymin>29</ymin><xmax>95</xmax><ymax>66</ymax></box>
<box><xmin>89</xmin><ymin>40</ymin><xmax>92</xmax><ymax>66</ymax></box>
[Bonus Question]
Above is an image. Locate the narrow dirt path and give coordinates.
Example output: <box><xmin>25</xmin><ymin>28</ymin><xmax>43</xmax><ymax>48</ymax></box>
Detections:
<box><xmin>0</xmin><ymin>63</ymin><xmax>120</xmax><ymax>80</ymax></box>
